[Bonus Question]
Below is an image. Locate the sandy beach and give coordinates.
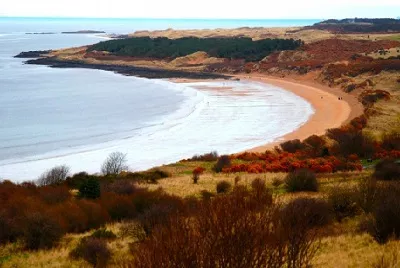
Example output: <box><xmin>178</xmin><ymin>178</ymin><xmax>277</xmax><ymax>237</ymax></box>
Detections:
<box><xmin>172</xmin><ymin>74</ymin><xmax>364</xmax><ymax>153</ymax></box>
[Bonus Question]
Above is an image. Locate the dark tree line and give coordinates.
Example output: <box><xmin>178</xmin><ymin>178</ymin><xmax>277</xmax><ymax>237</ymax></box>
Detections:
<box><xmin>88</xmin><ymin>37</ymin><xmax>303</xmax><ymax>62</ymax></box>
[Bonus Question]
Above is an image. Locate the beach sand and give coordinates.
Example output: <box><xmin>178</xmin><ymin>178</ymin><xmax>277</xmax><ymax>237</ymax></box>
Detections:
<box><xmin>172</xmin><ymin>74</ymin><xmax>364</xmax><ymax>153</ymax></box>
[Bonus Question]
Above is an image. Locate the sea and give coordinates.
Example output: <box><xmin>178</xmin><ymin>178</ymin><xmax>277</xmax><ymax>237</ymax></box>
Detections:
<box><xmin>0</xmin><ymin>17</ymin><xmax>318</xmax><ymax>181</ymax></box>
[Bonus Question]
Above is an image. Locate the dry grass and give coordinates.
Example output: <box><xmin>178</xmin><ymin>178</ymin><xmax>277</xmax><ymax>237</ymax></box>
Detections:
<box><xmin>0</xmin><ymin>222</ymin><xmax>135</xmax><ymax>268</ymax></box>
<box><xmin>314</xmin><ymin>234</ymin><xmax>400</xmax><ymax>268</ymax></box>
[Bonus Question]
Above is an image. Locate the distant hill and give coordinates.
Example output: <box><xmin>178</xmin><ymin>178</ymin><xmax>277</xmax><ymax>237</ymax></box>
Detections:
<box><xmin>308</xmin><ymin>18</ymin><xmax>400</xmax><ymax>33</ymax></box>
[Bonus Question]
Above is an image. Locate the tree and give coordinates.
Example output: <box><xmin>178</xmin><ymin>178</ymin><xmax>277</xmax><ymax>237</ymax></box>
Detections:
<box><xmin>101</xmin><ymin>152</ymin><xmax>128</xmax><ymax>176</ymax></box>
<box><xmin>79</xmin><ymin>177</ymin><xmax>101</xmax><ymax>199</ymax></box>
<box><xmin>37</xmin><ymin>165</ymin><xmax>70</xmax><ymax>186</ymax></box>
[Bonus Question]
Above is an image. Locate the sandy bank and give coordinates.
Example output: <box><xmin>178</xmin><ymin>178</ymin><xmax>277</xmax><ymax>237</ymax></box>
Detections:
<box><xmin>172</xmin><ymin>74</ymin><xmax>364</xmax><ymax>153</ymax></box>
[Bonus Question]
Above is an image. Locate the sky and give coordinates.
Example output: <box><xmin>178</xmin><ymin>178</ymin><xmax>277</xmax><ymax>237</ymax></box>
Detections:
<box><xmin>1</xmin><ymin>0</ymin><xmax>399</xmax><ymax>19</ymax></box>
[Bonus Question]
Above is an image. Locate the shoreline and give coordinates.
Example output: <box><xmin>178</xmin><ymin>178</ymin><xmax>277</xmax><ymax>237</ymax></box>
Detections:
<box><xmin>172</xmin><ymin>74</ymin><xmax>364</xmax><ymax>153</ymax></box>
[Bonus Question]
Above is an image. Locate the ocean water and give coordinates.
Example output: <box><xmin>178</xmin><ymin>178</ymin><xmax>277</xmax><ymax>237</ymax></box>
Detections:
<box><xmin>0</xmin><ymin>18</ymin><xmax>315</xmax><ymax>181</ymax></box>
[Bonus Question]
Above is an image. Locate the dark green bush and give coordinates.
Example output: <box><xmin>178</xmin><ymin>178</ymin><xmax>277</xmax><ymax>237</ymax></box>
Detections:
<box><xmin>285</xmin><ymin>169</ymin><xmax>318</xmax><ymax>192</ymax></box>
<box><xmin>79</xmin><ymin>177</ymin><xmax>101</xmax><ymax>199</ymax></box>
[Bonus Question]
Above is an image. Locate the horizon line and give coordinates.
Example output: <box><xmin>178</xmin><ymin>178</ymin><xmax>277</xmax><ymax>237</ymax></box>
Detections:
<box><xmin>0</xmin><ymin>16</ymin><xmax>326</xmax><ymax>20</ymax></box>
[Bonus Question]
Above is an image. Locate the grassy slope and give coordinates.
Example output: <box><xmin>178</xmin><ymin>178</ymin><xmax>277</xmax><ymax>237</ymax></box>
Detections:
<box><xmin>2</xmin><ymin>164</ymin><xmax>398</xmax><ymax>267</ymax></box>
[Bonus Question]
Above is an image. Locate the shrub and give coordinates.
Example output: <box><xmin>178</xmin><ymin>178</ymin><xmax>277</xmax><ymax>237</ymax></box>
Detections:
<box><xmin>37</xmin><ymin>165</ymin><xmax>70</xmax><ymax>186</ymax></box>
<box><xmin>38</xmin><ymin>185</ymin><xmax>70</xmax><ymax>204</ymax></box>
<box><xmin>77</xmin><ymin>200</ymin><xmax>110</xmax><ymax>230</ymax></box>
<box><xmin>200</xmin><ymin>190</ymin><xmax>215</xmax><ymax>200</ymax></box>
<box><xmin>66</xmin><ymin>172</ymin><xmax>91</xmax><ymax>189</ymax></box>
<box><xmin>101</xmin><ymin>193</ymin><xmax>136</xmax><ymax>220</ymax></box>
<box><xmin>23</xmin><ymin>211</ymin><xmax>64</xmax><ymax>250</ymax></box>
<box><xmin>285</xmin><ymin>169</ymin><xmax>318</xmax><ymax>192</ymax></box>
<box><xmin>216</xmin><ymin>180</ymin><xmax>232</xmax><ymax>194</ymax></box>
<box><xmin>381</xmin><ymin>131</ymin><xmax>400</xmax><ymax>151</ymax></box>
<box><xmin>213</xmin><ymin>155</ymin><xmax>231</xmax><ymax>172</ymax></box>
<box><xmin>327</xmin><ymin>127</ymin><xmax>374</xmax><ymax>158</ymax></box>
<box><xmin>189</xmin><ymin>151</ymin><xmax>218</xmax><ymax>161</ymax></box>
<box><xmin>107</xmin><ymin>180</ymin><xmax>137</xmax><ymax>195</ymax></box>
<box><xmin>101</xmin><ymin>152</ymin><xmax>128</xmax><ymax>176</ymax></box>
<box><xmin>280</xmin><ymin>139</ymin><xmax>305</xmax><ymax>153</ymax></box>
<box><xmin>192</xmin><ymin>167</ymin><xmax>205</xmax><ymax>184</ymax></box>
<box><xmin>369</xmin><ymin>184</ymin><xmax>400</xmax><ymax>244</ymax></box>
<box><xmin>131</xmin><ymin>186</ymin><xmax>288</xmax><ymax>268</ymax></box>
<box><xmin>328</xmin><ymin>186</ymin><xmax>359</xmax><ymax>221</ymax></box>
<box><xmin>119</xmin><ymin>221</ymin><xmax>147</xmax><ymax>241</ymax></box>
<box><xmin>373</xmin><ymin>159</ymin><xmax>400</xmax><ymax>181</ymax></box>
<box><xmin>280</xmin><ymin>198</ymin><xmax>331</xmax><ymax>267</ymax></box>
<box><xmin>124</xmin><ymin>169</ymin><xmax>169</xmax><ymax>184</ymax></box>
<box><xmin>282</xmin><ymin>198</ymin><xmax>333</xmax><ymax>228</ymax></box>
<box><xmin>303</xmin><ymin>135</ymin><xmax>326</xmax><ymax>157</ymax></box>
<box><xmin>357</xmin><ymin>176</ymin><xmax>378</xmax><ymax>213</ymax></box>
<box><xmin>91</xmin><ymin>228</ymin><xmax>117</xmax><ymax>240</ymax></box>
<box><xmin>70</xmin><ymin>237</ymin><xmax>111</xmax><ymax>267</ymax></box>
<box><xmin>79</xmin><ymin>177</ymin><xmax>101</xmax><ymax>199</ymax></box>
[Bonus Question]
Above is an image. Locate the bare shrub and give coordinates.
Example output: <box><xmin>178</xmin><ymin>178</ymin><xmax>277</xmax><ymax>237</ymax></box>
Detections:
<box><xmin>101</xmin><ymin>152</ymin><xmax>128</xmax><ymax>176</ymax></box>
<box><xmin>381</xmin><ymin>131</ymin><xmax>400</xmax><ymax>151</ymax></box>
<box><xmin>23</xmin><ymin>211</ymin><xmax>64</xmax><ymax>250</ymax></box>
<box><xmin>119</xmin><ymin>221</ymin><xmax>147</xmax><ymax>241</ymax></box>
<box><xmin>38</xmin><ymin>185</ymin><xmax>70</xmax><ymax>204</ymax></box>
<box><xmin>373</xmin><ymin>159</ymin><xmax>400</xmax><ymax>181</ymax></box>
<box><xmin>303</xmin><ymin>135</ymin><xmax>326</xmax><ymax>156</ymax></box>
<box><xmin>70</xmin><ymin>237</ymin><xmax>111</xmax><ymax>268</ymax></box>
<box><xmin>328</xmin><ymin>185</ymin><xmax>359</xmax><ymax>221</ymax></box>
<box><xmin>216</xmin><ymin>180</ymin><xmax>232</xmax><ymax>194</ymax></box>
<box><xmin>327</xmin><ymin>128</ymin><xmax>374</xmax><ymax>157</ymax></box>
<box><xmin>357</xmin><ymin>176</ymin><xmax>378</xmax><ymax>213</ymax></box>
<box><xmin>370</xmin><ymin>184</ymin><xmax>400</xmax><ymax>244</ymax></box>
<box><xmin>132</xmin><ymin>186</ymin><xmax>287</xmax><ymax>267</ymax></box>
<box><xmin>213</xmin><ymin>155</ymin><xmax>231</xmax><ymax>173</ymax></box>
<box><xmin>106</xmin><ymin>180</ymin><xmax>137</xmax><ymax>195</ymax></box>
<box><xmin>200</xmin><ymin>190</ymin><xmax>215</xmax><ymax>200</ymax></box>
<box><xmin>281</xmin><ymin>198</ymin><xmax>331</xmax><ymax>267</ymax></box>
<box><xmin>285</xmin><ymin>169</ymin><xmax>318</xmax><ymax>192</ymax></box>
<box><xmin>37</xmin><ymin>165</ymin><xmax>70</xmax><ymax>186</ymax></box>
